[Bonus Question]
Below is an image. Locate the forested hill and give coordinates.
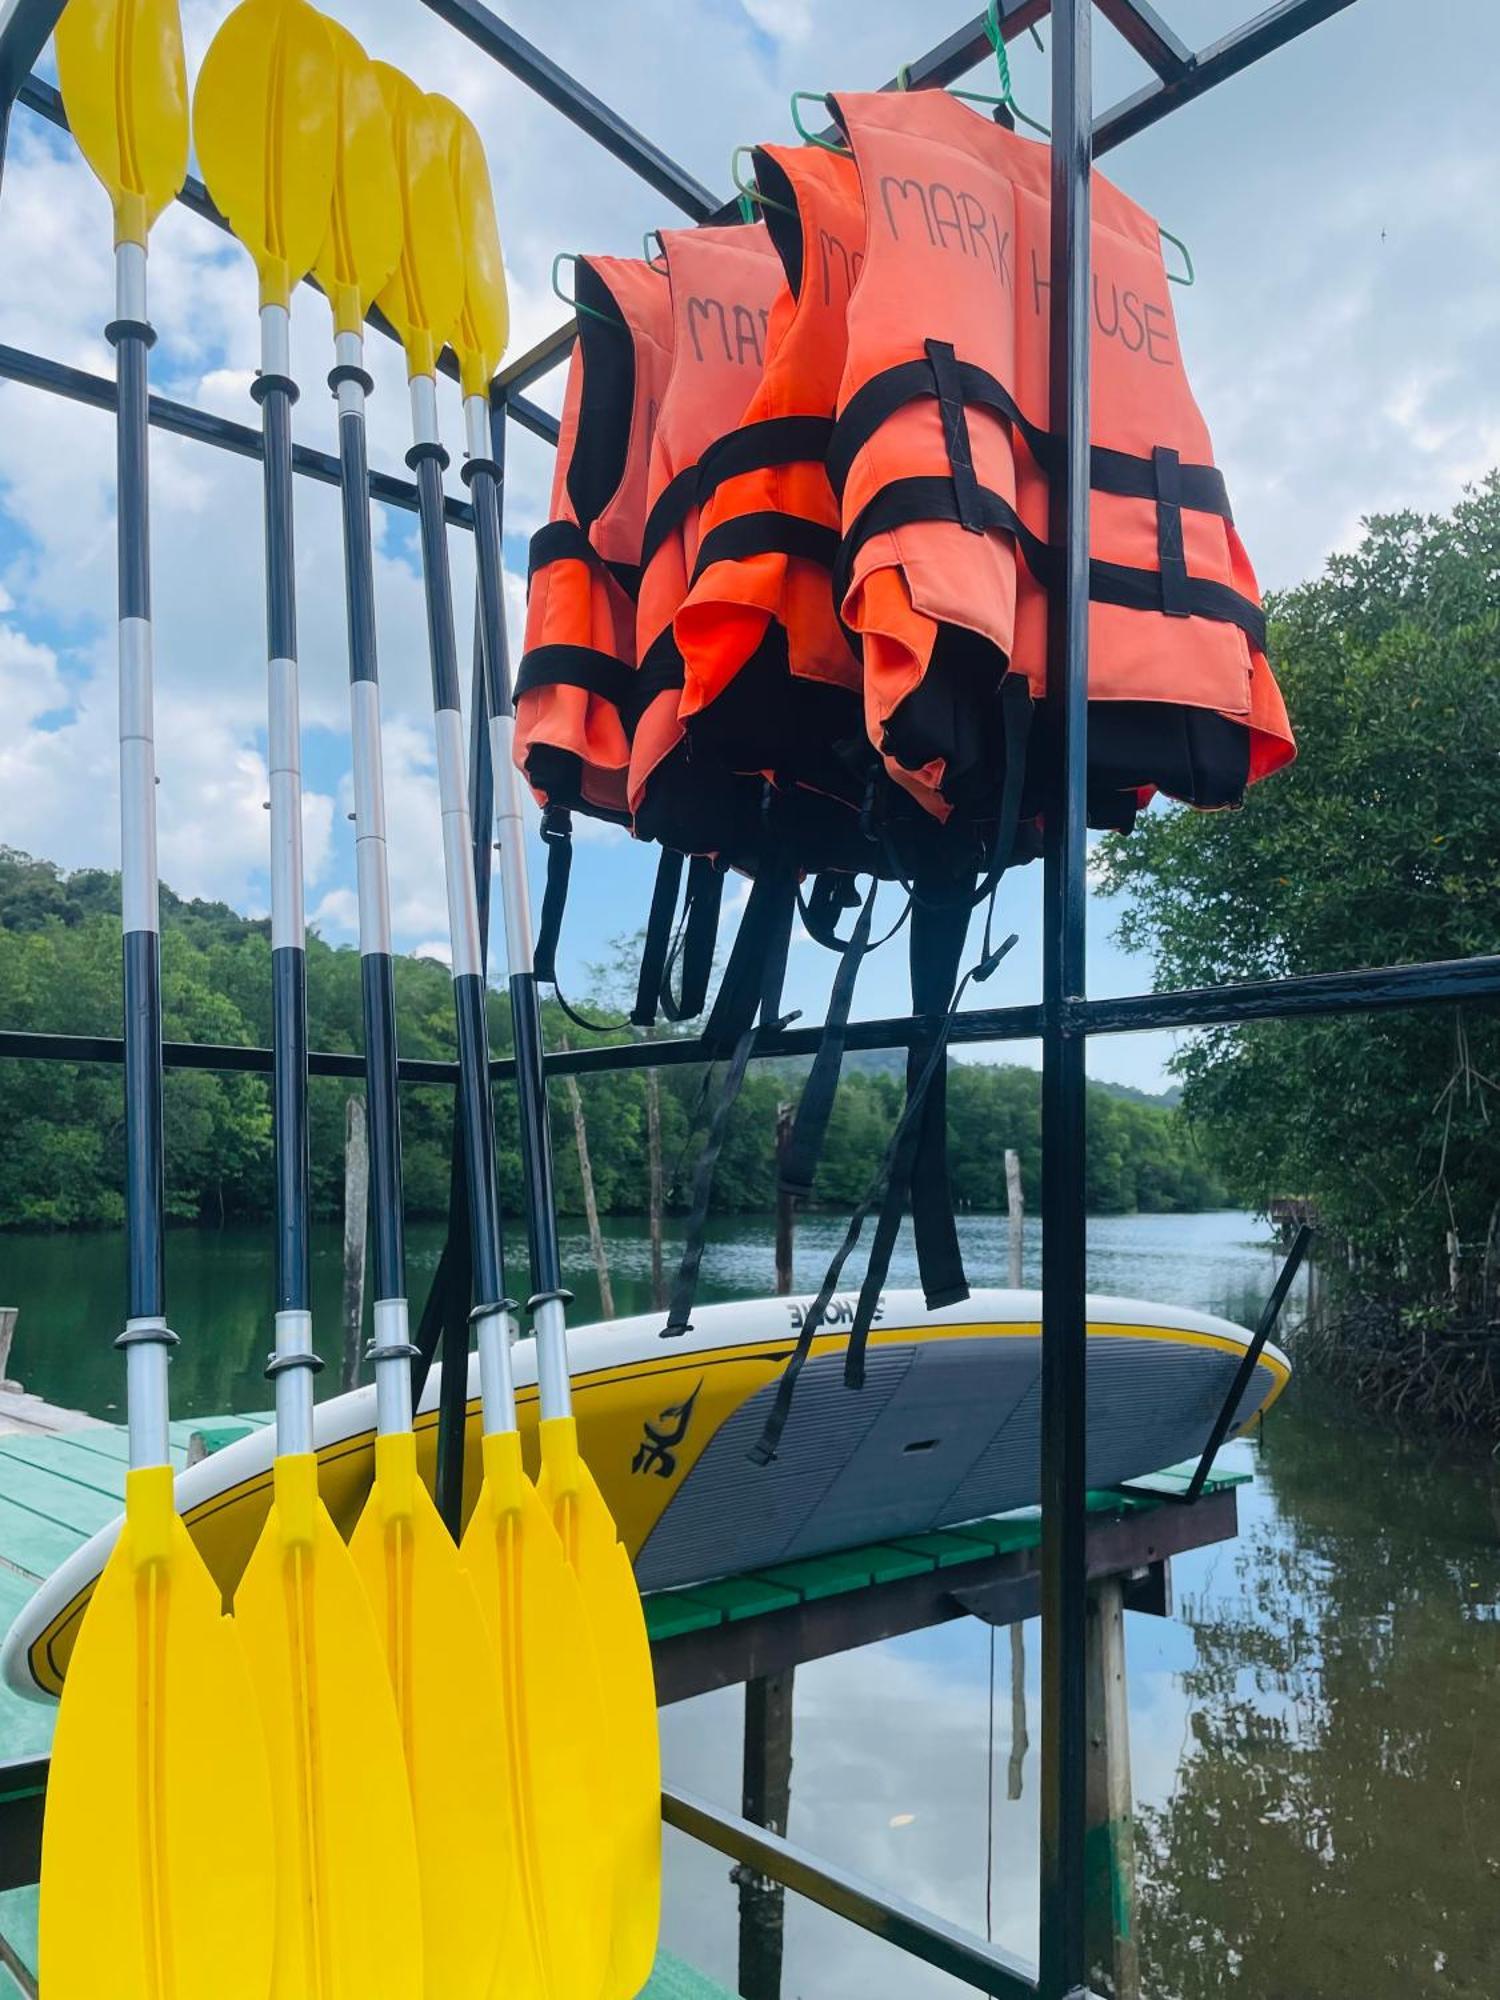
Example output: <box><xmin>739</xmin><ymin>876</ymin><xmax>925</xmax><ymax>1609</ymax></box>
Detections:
<box><xmin>0</xmin><ymin>847</ymin><xmax>1223</xmax><ymax>1230</ymax></box>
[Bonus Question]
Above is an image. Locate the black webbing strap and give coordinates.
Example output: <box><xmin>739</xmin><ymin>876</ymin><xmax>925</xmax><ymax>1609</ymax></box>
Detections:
<box><xmin>903</xmin><ymin>892</ymin><xmax>973</xmax><ymax>1321</ymax></box>
<box><xmin>749</xmin><ymin>678</ymin><xmax>1032</xmax><ymax>1459</ymax></box>
<box><xmin>632</xmin><ymin>849</ymin><xmax>685</xmax><ymax>1027</ymax></box>
<box><xmin>532</xmin><ymin>808</ymin><xmax>573</xmax><ymax>985</ymax></box>
<box><xmin>640</xmin><ymin>463</ymin><xmax>701</xmax><ymax>573</ymax></box>
<box><xmin>513</xmin><ymin>643</ymin><xmax>636</xmax><ymax>707</ymax></box>
<box><xmin>925</xmin><ymin>339</ymin><xmax>985</xmax><ymax>534</ymax></box>
<box><xmin>621</xmin><ymin>632</ymin><xmax>686</xmax><ymax>737</ymax></box>
<box><xmin>691</xmin><ymin>511</ymin><xmax>840</xmax><ymax>582</ymax></box>
<box><xmin>695</xmin><ymin>414</ymin><xmax>835</xmax><ymax>507</ymax></box>
<box><xmin>662</xmin><ymin>861</ymin><xmax>799</xmax><ymax>1338</ymax></box>
<box><xmin>778</xmin><ymin>877</ymin><xmax>877</xmax><ymax>1200</ymax></box>
<box><xmin>630</xmin><ymin>851</ymin><xmax>723</xmax><ymax>1028</ymax></box>
<box><xmin>528</xmin><ymin>518</ymin><xmax>593</xmax><ymax>581</ymax></box>
<box><xmin>828</xmin><ymin>353</ymin><xmax>1233</xmax><ymax>522</ymax></box>
<box><xmin>834</xmin><ymin>474</ymin><xmax>1267</xmax><ymax>654</ymax></box>
<box><xmin>1154</xmin><ymin>444</ymin><xmax>1189</xmax><ymax>619</ymax></box>
<box><xmin>661</xmin><ymin>857</ymin><xmax>722</xmax><ymax>1022</ymax></box>
<box><xmin>748</xmin><ymin>924</ymin><xmax>1019</xmax><ymax>1464</ymax></box>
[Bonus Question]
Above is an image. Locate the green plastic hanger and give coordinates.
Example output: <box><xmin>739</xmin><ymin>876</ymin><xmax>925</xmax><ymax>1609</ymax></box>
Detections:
<box><xmin>551</xmin><ymin>251</ymin><xmax>617</xmax><ymax>326</ymax></box>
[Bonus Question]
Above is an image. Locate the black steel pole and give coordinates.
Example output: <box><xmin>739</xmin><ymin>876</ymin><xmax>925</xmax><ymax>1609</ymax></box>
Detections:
<box><xmin>1039</xmin><ymin>3</ymin><xmax>1094</xmax><ymax>1995</ymax></box>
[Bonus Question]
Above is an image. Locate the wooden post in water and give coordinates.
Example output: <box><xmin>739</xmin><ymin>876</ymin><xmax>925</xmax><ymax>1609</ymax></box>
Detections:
<box><xmin>1084</xmin><ymin>1577</ymin><xmax>1141</xmax><ymax>2000</ymax></box>
<box><xmin>646</xmin><ymin>1064</ymin><xmax>666</xmax><ymax>1310</ymax></box>
<box><xmin>736</xmin><ymin>1668</ymin><xmax>795</xmax><ymax>2000</ymax></box>
<box><xmin>564</xmin><ymin>1063</ymin><xmax>614</xmax><ymax>1319</ymax></box>
<box><xmin>775</xmin><ymin>1101</ymin><xmax>795</xmax><ymax>1297</ymax></box>
<box><xmin>341</xmin><ymin>1094</ymin><xmax>369</xmax><ymax>1392</ymax></box>
<box><xmin>0</xmin><ymin>1308</ymin><xmax>17</xmax><ymax>1391</ymax></box>
<box><xmin>1005</xmin><ymin>1148</ymin><xmax>1024</xmax><ymax>1289</ymax></box>
<box><xmin>1007</xmin><ymin>1622</ymin><xmax>1029</xmax><ymax>1800</ymax></box>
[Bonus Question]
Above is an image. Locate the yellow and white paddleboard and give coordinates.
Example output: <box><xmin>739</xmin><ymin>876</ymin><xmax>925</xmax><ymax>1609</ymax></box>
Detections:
<box><xmin>2</xmin><ymin>1287</ymin><xmax>1287</xmax><ymax>1702</ymax></box>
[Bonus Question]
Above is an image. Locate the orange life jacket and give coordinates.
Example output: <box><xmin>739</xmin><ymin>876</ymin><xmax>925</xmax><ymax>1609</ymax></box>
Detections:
<box><xmin>626</xmin><ymin>222</ymin><xmax>784</xmax><ymax>860</ymax></box>
<box><xmin>514</xmin><ymin>253</ymin><xmax>671</xmax><ymax>825</ymax></box>
<box><xmin>827</xmin><ymin>88</ymin><xmax>1294</xmax><ymax>827</ymax></box>
<box><xmin>671</xmin><ymin>144</ymin><xmax>866</xmax><ymax>808</ymax></box>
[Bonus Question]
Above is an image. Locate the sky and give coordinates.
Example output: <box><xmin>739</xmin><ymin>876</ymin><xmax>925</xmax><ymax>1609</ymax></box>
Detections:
<box><xmin>2</xmin><ymin>0</ymin><xmax>1499</xmax><ymax>1091</ymax></box>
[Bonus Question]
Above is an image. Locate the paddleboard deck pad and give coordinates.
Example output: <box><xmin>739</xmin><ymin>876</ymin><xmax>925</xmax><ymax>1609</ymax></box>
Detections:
<box><xmin>3</xmin><ymin>1288</ymin><xmax>1287</xmax><ymax>1701</ymax></box>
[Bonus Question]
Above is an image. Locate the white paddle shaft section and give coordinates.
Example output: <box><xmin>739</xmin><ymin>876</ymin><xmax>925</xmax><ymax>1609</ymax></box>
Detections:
<box><xmin>475</xmin><ymin>1305</ymin><xmax>518</xmax><ymax>1437</ymax></box>
<box><xmin>124</xmin><ymin>1322</ymin><xmax>171</xmax><ymax>1470</ymax></box>
<box><xmin>273</xmin><ymin>1310</ymin><xmax>315</xmax><ymax>1455</ymax></box>
<box><xmin>373</xmin><ymin>1298</ymin><xmax>415</xmax><ymax>1436</ymax></box>
<box><xmin>117</xmin><ymin>239</ymin><xmax>145</xmax><ymax>322</ymax></box>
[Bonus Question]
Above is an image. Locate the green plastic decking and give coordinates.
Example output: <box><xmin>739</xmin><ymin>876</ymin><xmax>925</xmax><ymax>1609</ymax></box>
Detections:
<box><xmin>0</xmin><ymin>1414</ymin><xmax>1246</xmax><ymax>1994</ymax></box>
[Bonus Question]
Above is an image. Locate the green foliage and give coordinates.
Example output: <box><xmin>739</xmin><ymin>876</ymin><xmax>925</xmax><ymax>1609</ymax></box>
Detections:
<box><xmin>1097</xmin><ymin>476</ymin><xmax>1500</xmax><ymax>1299</ymax></box>
<box><xmin>0</xmin><ymin>844</ymin><xmax>1221</xmax><ymax>1231</ymax></box>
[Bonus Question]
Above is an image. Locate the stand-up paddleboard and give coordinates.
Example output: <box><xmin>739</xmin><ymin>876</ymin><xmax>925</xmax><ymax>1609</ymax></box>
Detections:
<box><xmin>4</xmin><ymin>1287</ymin><xmax>1287</xmax><ymax>1702</ymax></box>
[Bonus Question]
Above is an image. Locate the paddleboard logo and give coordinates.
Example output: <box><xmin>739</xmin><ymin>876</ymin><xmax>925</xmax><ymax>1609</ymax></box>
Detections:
<box><xmin>785</xmin><ymin>1296</ymin><xmax>885</xmax><ymax>1330</ymax></box>
<box><xmin>632</xmin><ymin>1380</ymin><xmax>703</xmax><ymax>1480</ymax></box>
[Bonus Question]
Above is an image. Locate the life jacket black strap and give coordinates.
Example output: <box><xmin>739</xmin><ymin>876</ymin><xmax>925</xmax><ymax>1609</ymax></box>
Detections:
<box><xmin>528</xmin><ymin>518</ymin><xmax>591</xmax><ymax>581</ymax></box>
<box><xmin>750</xmin><ymin>678</ymin><xmax>1032</xmax><ymax>1461</ymax></box>
<box><xmin>532</xmin><ymin>807</ymin><xmax>574</xmax><ymax>986</ymax></box>
<box><xmin>662</xmin><ymin>859</ymin><xmax>799</xmax><ymax>1339</ymax></box>
<box><xmin>631</xmin><ymin>851</ymin><xmax>722</xmax><ymax>1028</ymax></box>
<box><xmin>829</xmin><ymin>353</ymin><xmax>1234</xmax><ymax>521</ymax></box>
<box><xmin>778</xmin><ymin>876</ymin><xmax>877</xmax><ymax>1202</ymax></box>
<box><xmin>528</xmin><ymin>518</ymin><xmax>643</xmax><ymax>602</ymax></box>
<box><xmin>836</xmin><ymin>474</ymin><xmax>1267</xmax><ymax>654</ymax></box>
<box><xmin>924</xmin><ymin>339</ymin><xmax>985</xmax><ymax>535</ymax></box>
<box><xmin>514</xmin><ymin>643</ymin><xmax>637</xmax><ymax>708</ymax></box>
<box><xmin>691</xmin><ymin>511</ymin><xmax>841</xmax><ymax>583</ymax></box>
<box><xmin>621</xmin><ymin>631</ymin><xmax>686</xmax><ymax>737</ymax></box>
<box><xmin>1154</xmin><ymin>444</ymin><xmax>1189</xmax><ymax>619</ymax></box>
<box><xmin>640</xmin><ymin>464</ymin><xmax>701</xmax><ymax>574</ymax></box>
<box><xmin>695</xmin><ymin>414</ymin><xmax>837</xmax><ymax>508</ymax></box>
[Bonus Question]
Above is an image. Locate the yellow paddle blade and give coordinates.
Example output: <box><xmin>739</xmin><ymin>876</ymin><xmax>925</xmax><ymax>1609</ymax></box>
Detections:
<box><xmin>312</xmin><ymin>19</ymin><xmax>400</xmax><ymax>337</ymax></box>
<box><xmin>537</xmin><ymin>1418</ymin><xmax>662</xmax><ymax>1999</ymax></box>
<box><xmin>431</xmin><ymin>95</ymin><xmax>509</xmax><ymax>396</ymax></box>
<box><xmin>233</xmin><ymin>1453</ymin><xmax>424</xmax><ymax>1997</ymax></box>
<box><xmin>39</xmin><ymin>1466</ymin><xmax>276</xmax><ymax>1999</ymax></box>
<box><xmin>54</xmin><ymin>0</ymin><xmax>188</xmax><ymax>246</ymax></box>
<box><xmin>373</xmin><ymin>63</ymin><xmax>465</xmax><ymax>381</ymax></box>
<box><xmin>460</xmin><ymin>1432</ymin><xmax>613</xmax><ymax>2000</ymax></box>
<box><xmin>193</xmin><ymin>0</ymin><xmax>337</xmax><ymax>308</ymax></box>
<box><xmin>350</xmin><ymin>1433</ymin><xmax>510</xmax><ymax>2000</ymax></box>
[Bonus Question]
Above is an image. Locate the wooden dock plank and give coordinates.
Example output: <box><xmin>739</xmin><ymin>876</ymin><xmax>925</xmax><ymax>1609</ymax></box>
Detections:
<box><xmin>0</xmin><ymin>1438</ymin><xmax>128</xmax><ymax>1504</ymax></box>
<box><xmin>0</xmin><ymin>1459</ymin><xmax>121</xmax><ymax>1543</ymax></box>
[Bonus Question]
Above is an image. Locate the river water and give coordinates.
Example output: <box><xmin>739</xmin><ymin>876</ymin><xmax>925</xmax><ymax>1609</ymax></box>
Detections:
<box><xmin>2</xmin><ymin>1211</ymin><xmax>1496</xmax><ymax>1998</ymax></box>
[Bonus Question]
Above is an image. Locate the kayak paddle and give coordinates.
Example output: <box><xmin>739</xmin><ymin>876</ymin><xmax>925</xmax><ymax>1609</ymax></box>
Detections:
<box><xmin>376</xmin><ymin>66</ymin><xmax>611</xmax><ymax>2000</ymax></box>
<box><xmin>439</xmin><ymin>94</ymin><xmax>663</xmax><ymax>1997</ymax></box>
<box><xmin>39</xmin><ymin>0</ymin><xmax>277</xmax><ymax>1992</ymax></box>
<box><xmin>192</xmin><ymin>3</ymin><xmax>425</xmax><ymax>1991</ymax></box>
<box><xmin>314</xmin><ymin>50</ymin><xmax>513</xmax><ymax>2000</ymax></box>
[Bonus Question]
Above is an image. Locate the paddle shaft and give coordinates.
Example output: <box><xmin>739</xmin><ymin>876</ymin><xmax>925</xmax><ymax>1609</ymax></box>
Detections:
<box><xmin>330</xmin><ymin>329</ymin><xmax>426</xmax><ymax>1441</ymax></box>
<box><xmin>464</xmin><ymin>394</ymin><xmax>572</xmax><ymax>1424</ymax></box>
<box><xmin>408</xmin><ymin>374</ymin><xmax>517</xmax><ymax>1436</ymax></box>
<box><xmin>254</xmin><ymin>304</ymin><xmax>322</xmax><ymax>1457</ymax></box>
<box><xmin>113</xmin><ymin>243</ymin><xmax>177</xmax><ymax>1470</ymax></box>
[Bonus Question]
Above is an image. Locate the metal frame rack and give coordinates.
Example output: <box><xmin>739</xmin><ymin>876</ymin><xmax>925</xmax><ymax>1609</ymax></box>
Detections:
<box><xmin>0</xmin><ymin>1</ymin><xmax>1496</xmax><ymax>1994</ymax></box>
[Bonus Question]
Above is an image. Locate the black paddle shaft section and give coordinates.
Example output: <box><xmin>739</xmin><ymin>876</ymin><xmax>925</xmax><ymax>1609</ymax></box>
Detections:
<box><xmin>337</xmin><ymin>399</ymin><xmax>406</xmax><ymax>1306</ymax></box>
<box><xmin>111</xmin><ymin>319</ymin><xmax>164</xmax><ymax>1324</ymax></box>
<box><xmin>469</xmin><ymin>447</ymin><xmax>565</xmax><ymax>1295</ymax></box>
<box><xmin>259</xmin><ymin>377</ymin><xmax>311</xmax><ymax>1315</ymax></box>
<box><xmin>411</xmin><ymin>449</ymin><xmax>508</xmax><ymax>1315</ymax></box>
